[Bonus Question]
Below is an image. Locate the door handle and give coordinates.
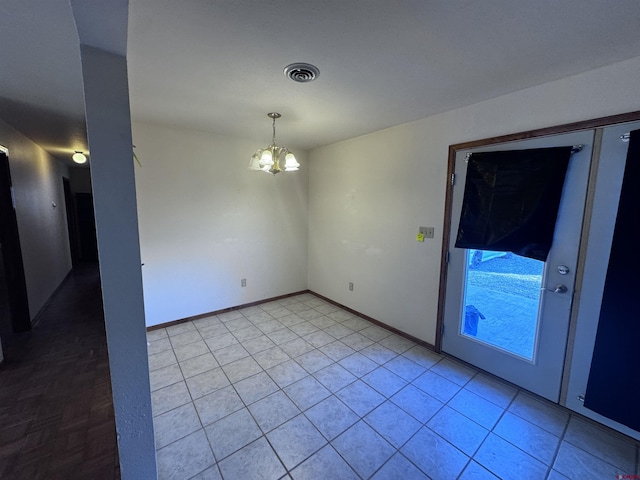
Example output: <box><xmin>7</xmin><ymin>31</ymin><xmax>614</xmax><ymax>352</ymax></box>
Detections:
<box><xmin>541</xmin><ymin>284</ymin><xmax>568</xmax><ymax>294</ymax></box>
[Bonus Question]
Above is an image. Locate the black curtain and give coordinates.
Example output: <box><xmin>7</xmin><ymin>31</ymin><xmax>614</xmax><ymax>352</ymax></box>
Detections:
<box><xmin>455</xmin><ymin>146</ymin><xmax>573</xmax><ymax>261</ymax></box>
<box><xmin>584</xmin><ymin>129</ymin><xmax>640</xmax><ymax>431</ymax></box>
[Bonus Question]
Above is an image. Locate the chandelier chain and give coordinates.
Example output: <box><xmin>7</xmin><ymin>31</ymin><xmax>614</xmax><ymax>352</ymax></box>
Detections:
<box><xmin>272</xmin><ymin>116</ymin><xmax>277</xmax><ymax>145</ymax></box>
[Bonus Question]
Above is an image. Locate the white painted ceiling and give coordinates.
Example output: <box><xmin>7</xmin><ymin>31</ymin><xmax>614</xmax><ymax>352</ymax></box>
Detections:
<box><xmin>2</xmin><ymin>0</ymin><xmax>640</xmax><ymax>164</ymax></box>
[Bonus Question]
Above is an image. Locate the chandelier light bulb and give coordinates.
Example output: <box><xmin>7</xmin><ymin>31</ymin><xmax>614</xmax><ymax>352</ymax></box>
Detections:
<box><xmin>249</xmin><ymin>154</ymin><xmax>261</xmax><ymax>170</ymax></box>
<box><xmin>284</xmin><ymin>152</ymin><xmax>299</xmax><ymax>171</ymax></box>
<box><xmin>260</xmin><ymin>149</ymin><xmax>274</xmax><ymax>166</ymax></box>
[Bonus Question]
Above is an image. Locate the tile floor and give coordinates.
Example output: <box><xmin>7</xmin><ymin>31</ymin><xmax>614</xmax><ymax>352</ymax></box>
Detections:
<box><xmin>147</xmin><ymin>293</ymin><xmax>639</xmax><ymax>480</ymax></box>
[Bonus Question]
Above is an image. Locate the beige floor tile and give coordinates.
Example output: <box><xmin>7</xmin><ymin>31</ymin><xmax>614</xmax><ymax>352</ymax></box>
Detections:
<box><xmin>493</xmin><ymin>412</ymin><xmax>560</xmax><ymax>465</ymax></box>
<box><xmin>205</xmin><ymin>408</ymin><xmax>262</xmax><ymax>460</ymax></box>
<box><xmin>267</xmin><ymin>415</ymin><xmax>327</xmax><ymax>470</ymax></box>
<box><xmin>185</xmin><ymin>367</ymin><xmax>230</xmax><ymax>399</ymax></box>
<box><xmin>401</xmin><ymin>427</ymin><xmax>469</xmax><ymax>480</ymax></box>
<box><xmin>218</xmin><ymin>437</ymin><xmax>286</xmax><ymax>480</ymax></box>
<box><xmin>266</xmin><ymin>359</ymin><xmax>309</xmax><ymax>388</ymax></box>
<box><xmin>157</xmin><ymin>429</ymin><xmax>215</xmax><ymax>480</ymax></box>
<box><xmin>179</xmin><ymin>352</ymin><xmax>218</xmax><ymax>378</ymax></box>
<box><xmin>333</xmin><ymin>421</ymin><xmax>395</xmax><ymax>478</ymax></box>
<box><xmin>150</xmin><ymin>363</ymin><xmax>184</xmax><ymax>392</ymax></box>
<box><xmin>174</xmin><ymin>340</ymin><xmax>210</xmax><ymax>362</ymax></box>
<box><xmin>149</xmin><ymin>293</ymin><xmax>639</xmax><ymax>480</ymax></box>
<box><xmin>474</xmin><ymin>433</ymin><xmax>547</xmax><ymax>480</ymax></box>
<box><xmin>564</xmin><ymin>417</ymin><xmax>636</xmax><ymax>472</ymax></box>
<box><xmin>291</xmin><ymin>445</ymin><xmax>359</xmax><ymax>479</ymax></box>
<box><xmin>152</xmin><ymin>381</ymin><xmax>192</xmax><ymax>416</ymax></box>
<box><xmin>248</xmin><ymin>391</ymin><xmax>301</xmax><ymax>432</ymax></box>
<box><xmin>194</xmin><ymin>386</ymin><xmax>244</xmax><ymax>427</ymax></box>
<box><xmin>283</xmin><ymin>376</ymin><xmax>331</xmax><ymax>410</ymax></box>
<box><xmin>154</xmin><ymin>402</ymin><xmax>202</xmax><ymax>449</ymax></box>
<box><xmin>148</xmin><ymin>349</ymin><xmax>178</xmax><ymax>372</ymax></box>
<box><xmin>508</xmin><ymin>391</ymin><xmax>568</xmax><ymax>436</ymax></box>
<box><xmin>234</xmin><ymin>371</ymin><xmax>279</xmax><ymax>405</ymax></box>
<box><xmin>427</xmin><ymin>406</ymin><xmax>489</xmax><ymax>456</ymax></box>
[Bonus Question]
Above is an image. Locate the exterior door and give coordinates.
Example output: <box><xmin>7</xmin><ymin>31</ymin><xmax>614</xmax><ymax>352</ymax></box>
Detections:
<box><xmin>564</xmin><ymin>120</ymin><xmax>640</xmax><ymax>440</ymax></box>
<box><xmin>442</xmin><ymin>130</ymin><xmax>593</xmax><ymax>402</ymax></box>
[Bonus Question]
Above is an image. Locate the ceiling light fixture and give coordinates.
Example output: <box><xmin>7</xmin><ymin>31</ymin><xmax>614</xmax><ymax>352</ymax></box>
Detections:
<box><xmin>249</xmin><ymin>113</ymin><xmax>299</xmax><ymax>175</ymax></box>
<box><xmin>72</xmin><ymin>151</ymin><xmax>87</xmax><ymax>164</ymax></box>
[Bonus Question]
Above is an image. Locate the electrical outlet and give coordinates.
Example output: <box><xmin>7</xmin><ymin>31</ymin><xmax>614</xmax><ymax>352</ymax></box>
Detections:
<box><xmin>349</xmin><ymin>282</ymin><xmax>353</xmax><ymax>291</ymax></box>
<box><xmin>241</xmin><ymin>278</ymin><xmax>246</xmax><ymax>287</ymax></box>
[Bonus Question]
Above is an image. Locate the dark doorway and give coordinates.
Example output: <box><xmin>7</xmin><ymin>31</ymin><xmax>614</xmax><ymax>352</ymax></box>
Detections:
<box><xmin>63</xmin><ymin>177</ymin><xmax>81</xmax><ymax>266</ymax></box>
<box><xmin>0</xmin><ymin>150</ymin><xmax>31</xmax><ymax>341</ymax></box>
<box><xmin>75</xmin><ymin>193</ymin><xmax>98</xmax><ymax>262</ymax></box>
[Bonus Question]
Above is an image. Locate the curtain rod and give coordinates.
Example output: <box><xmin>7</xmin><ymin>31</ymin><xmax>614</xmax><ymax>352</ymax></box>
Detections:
<box><xmin>464</xmin><ymin>144</ymin><xmax>584</xmax><ymax>161</ymax></box>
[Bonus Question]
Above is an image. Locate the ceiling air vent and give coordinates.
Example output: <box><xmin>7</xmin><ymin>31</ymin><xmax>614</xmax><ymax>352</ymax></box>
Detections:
<box><xmin>284</xmin><ymin>63</ymin><xmax>320</xmax><ymax>83</ymax></box>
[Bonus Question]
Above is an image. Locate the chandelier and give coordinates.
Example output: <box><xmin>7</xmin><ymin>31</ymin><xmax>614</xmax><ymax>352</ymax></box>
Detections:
<box><xmin>249</xmin><ymin>112</ymin><xmax>299</xmax><ymax>175</ymax></box>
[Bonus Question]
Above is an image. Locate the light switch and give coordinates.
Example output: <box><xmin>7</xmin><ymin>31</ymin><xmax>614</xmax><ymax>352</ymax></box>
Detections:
<box><xmin>419</xmin><ymin>227</ymin><xmax>435</xmax><ymax>239</ymax></box>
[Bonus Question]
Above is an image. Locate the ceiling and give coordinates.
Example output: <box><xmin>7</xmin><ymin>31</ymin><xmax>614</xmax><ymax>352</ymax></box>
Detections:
<box><xmin>2</xmin><ymin>1</ymin><xmax>640</xmax><ymax>165</ymax></box>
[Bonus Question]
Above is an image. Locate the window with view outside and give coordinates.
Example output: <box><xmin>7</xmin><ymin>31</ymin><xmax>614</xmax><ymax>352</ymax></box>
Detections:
<box><xmin>462</xmin><ymin>249</ymin><xmax>544</xmax><ymax>360</ymax></box>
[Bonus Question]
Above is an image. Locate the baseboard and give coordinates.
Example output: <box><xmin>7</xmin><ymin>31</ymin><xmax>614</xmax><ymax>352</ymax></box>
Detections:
<box><xmin>30</xmin><ymin>268</ymin><xmax>73</xmax><ymax>328</ymax></box>
<box><xmin>146</xmin><ymin>290</ymin><xmax>311</xmax><ymax>331</ymax></box>
<box><xmin>146</xmin><ymin>290</ymin><xmax>436</xmax><ymax>352</ymax></box>
<box><xmin>308</xmin><ymin>292</ymin><xmax>436</xmax><ymax>352</ymax></box>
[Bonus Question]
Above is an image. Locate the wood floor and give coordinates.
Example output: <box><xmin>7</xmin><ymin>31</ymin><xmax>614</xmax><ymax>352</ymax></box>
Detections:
<box><xmin>0</xmin><ymin>264</ymin><xmax>120</xmax><ymax>479</ymax></box>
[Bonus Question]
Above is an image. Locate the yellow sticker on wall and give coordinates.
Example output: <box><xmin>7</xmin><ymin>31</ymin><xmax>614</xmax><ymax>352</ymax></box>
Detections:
<box><xmin>416</xmin><ymin>233</ymin><xmax>425</xmax><ymax>242</ymax></box>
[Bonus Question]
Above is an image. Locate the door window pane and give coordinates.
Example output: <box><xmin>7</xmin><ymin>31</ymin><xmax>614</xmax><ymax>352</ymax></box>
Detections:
<box><xmin>461</xmin><ymin>249</ymin><xmax>544</xmax><ymax>360</ymax></box>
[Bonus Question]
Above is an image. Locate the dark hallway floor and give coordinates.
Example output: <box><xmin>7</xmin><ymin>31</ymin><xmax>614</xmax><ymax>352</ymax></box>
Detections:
<box><xmin>0</xmin><ymin>264</ymin><xmax>119</xmax><ymax>479</ymax></box>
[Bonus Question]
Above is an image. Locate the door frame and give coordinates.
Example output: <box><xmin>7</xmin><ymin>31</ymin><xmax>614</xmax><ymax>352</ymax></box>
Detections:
<box><xmin>436</xmin><ymin>109</ymin><xmax>640</xmax><ymax>354</ymax></box>
<box><xmin>62</xmin><ymin>177</ymin><xmax>81</xmax><ymax>267</ymax></box>
<box><xmin>0</xmin><ymin>148</ymin><xmax>31</xmax><ymax>336</ymax></box>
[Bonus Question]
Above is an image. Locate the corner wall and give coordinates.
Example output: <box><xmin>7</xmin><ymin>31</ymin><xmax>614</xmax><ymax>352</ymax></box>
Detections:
<box><xmin>133</xmin><ymin>121</ymin><xmax>309</xmax><ymax>326</ymax></box>
<box><xmin>308</xmin><ymin>55</ymin><xmax>640</xmax><ymax>345</ymax></box>
<box><xmin>0</xmin><ymin>118</ymin><xmax>71</xmax><ymax>320</ymax></box>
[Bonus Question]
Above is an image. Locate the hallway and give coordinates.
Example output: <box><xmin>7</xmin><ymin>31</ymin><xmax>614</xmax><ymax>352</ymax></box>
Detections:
<box><xmin>0</xmin><ymin>265</ymin><xmax>119</xmax><ymax>479</ymax></box>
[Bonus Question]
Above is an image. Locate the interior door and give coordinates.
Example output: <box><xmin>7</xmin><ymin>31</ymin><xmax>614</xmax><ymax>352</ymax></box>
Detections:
<box><xmin>0</xmin><ymin>149</ymin><xmax>31</xmax><ymax>336</ymax></box>
<box><xmin>442</xmin><ymin>130</ymin><xmax>593</xmax><ymax>402</ymax></box>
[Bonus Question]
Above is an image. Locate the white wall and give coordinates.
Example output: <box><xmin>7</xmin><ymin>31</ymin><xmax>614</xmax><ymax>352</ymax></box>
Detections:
<box><xmin>0</xmin><ymin>118</ymin><xmax>71</xmax><ymax>320</ymax></box>
<box><xmin>308</xmin><ymin>55</ymin><xmax>640</xmax><ymax>345</ymax></box>
<box><xmin>133</xmin><ymin>121</ymin><xmax>309</xmax><ymax>326</ymax></box>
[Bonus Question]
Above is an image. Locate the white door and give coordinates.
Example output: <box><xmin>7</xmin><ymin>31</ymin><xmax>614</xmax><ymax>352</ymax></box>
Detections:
<box><xmin>442</xmin><ymin>130</ymin><xmax>594</xmax><ymax>402</ymax></box>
